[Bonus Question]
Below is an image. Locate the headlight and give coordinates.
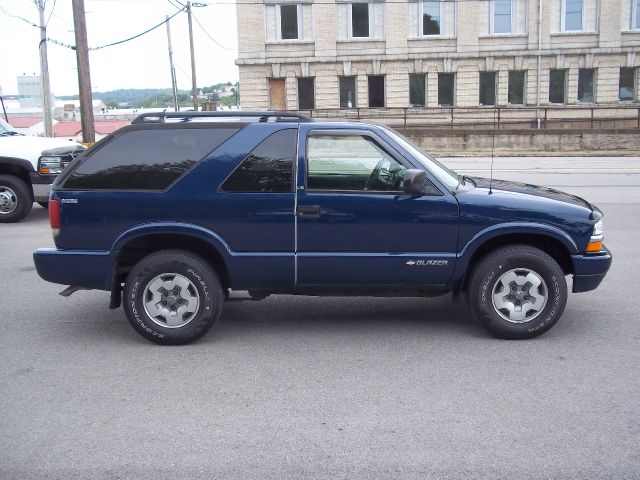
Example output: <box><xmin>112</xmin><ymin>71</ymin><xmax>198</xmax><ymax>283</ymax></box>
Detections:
<box><xmin>586</xmin><ymin>219</ymin><xmax>604</xmax><ymax>252</ymax></box>
<box><xmin>38</xmin><ymin>156</ymin><xmax>64</xmax><ymax>174</ymax></box>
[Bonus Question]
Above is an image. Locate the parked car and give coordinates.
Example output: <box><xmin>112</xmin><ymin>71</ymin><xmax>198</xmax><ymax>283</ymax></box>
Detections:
<box><xmin>33</xmin><ymin>111</ymin><xmax>611</xmax><ymax>344</ymax></box>
<box><xmin>0</xmin><ymin>118</ymin><xmax>84</xmax><ymax>222</ymax></box>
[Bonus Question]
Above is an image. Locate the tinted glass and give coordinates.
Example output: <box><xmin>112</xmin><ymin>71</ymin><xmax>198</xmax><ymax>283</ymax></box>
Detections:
<box><xmin>64</xmin><ymin>128</ymin><xmax>238</xmax><ymax>190</ymax></box>
<box><xmin>578</xmin><ymin>68</ymin><xmax>595</xmax><ymax>103</ymax></box>
<box><xmin>564</xmin><ymin>0</ymin><xmax>583</xmax><ymax>31</ymax></box>
<box><xmin>280</xmin><ymin>5</ymin><xmax>298</xmax><ymax>39</ymax></box>
<box><xmin>423</xmin><ymin>1</ymin><xmax>440</xmax><ymax>35</ymax></box>
<box><xmin>221</xmin><ymin>129</ymin><xmax>296</xmax><ymax>193</ymax></box>
<box><xmin>409</xmin><ymin>74</ymin><xmax>426</xmax><ymax>107</ymax></box>
<box><xmin>549</xmin><ymin>70</ymin><xmax>566</xmax><ymax>104</ymax></box>
<box><xmin>619</xmin><ymin>67</ymin><xmax>636</xmax><ymax>101</ymax></box>
<box><xmin>494</xmin><ymin>0</ymin><xmax>511</xmax><ymax>33</ymax></box>
<box><xmin>339</xmin><ymin>76</ymin><xmax>357</xmax><ymax>108</ymax></box>
<box><xmin>352</xmin><ymin>3</ymin><xmax>369</xmax><ymax>37</ymax></box>
<box><xmin>438</xmin><ymin>73</ymin><xmax>455</xmax><ymax>106</ymax></box>
<box><xmin>307</xmin><ymin>135</ymin><xmax>406</xmax><ymax>191</ymax></box>
<box><xmin>508</xmin><ymin>71</ymin><xmax>526</xmax><ymax>104</ymax></box>
<box><xmin>479</xmin><ymin>72</ymin><xmax>497</xmax><ymax>106</ymax></box>
<box><xmin>368</xmin><ymin>75</ymin><xmax>385</xmax><ymax>107</ymax></box>
<box><xmin>298</xmin><ymin>77</ymin><xmax>315</xmax><ymax>109</ymax></box>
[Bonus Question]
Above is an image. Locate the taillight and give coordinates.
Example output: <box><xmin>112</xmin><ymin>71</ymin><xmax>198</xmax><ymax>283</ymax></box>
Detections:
<box><xmin>49</xmin><ymin>199</ymin><xmax>60</xmax><ymax>236</ymax></box>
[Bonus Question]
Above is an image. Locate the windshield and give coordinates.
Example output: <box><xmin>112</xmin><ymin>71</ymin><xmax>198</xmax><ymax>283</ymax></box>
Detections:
<box><xmin>0</xmin><ymin>117</ymin><xmax>18</xmax><ymax>135</ymax></box>
<box><xmin>383</xmin><ymin>127</ymin><xmax>460</xmax><ymax>190</ymax></box>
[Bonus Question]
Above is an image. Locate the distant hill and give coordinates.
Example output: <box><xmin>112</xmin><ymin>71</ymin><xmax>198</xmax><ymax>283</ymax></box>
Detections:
<box><xmin>58</xmin><ymin>82</ymin><xmax>238</xmax><ymax>108</ymax></box>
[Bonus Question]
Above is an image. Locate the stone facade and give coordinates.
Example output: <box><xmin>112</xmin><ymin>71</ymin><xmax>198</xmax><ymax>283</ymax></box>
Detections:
<box><xmin>236</xmin><ymin>0</ymin><xmax>640</xmax><ymax>111</ymax></box>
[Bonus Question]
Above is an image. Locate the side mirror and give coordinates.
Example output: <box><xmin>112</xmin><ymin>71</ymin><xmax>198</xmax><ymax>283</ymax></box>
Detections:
<box><xmin>403</xmin><ymin>169</ymin><xmax>427</xmax><ymax>195</ymax></box>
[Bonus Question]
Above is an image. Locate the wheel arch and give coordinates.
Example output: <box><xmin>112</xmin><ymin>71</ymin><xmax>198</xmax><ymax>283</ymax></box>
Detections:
<box><xmin>456</xmin><ymin>225</ymin><xmax>577</xmax><ymax>292</ymax></box>
<box><xmin>113</xmin><ymin>226</ymin><xmax>233</xmax><ymax>291</ymax></box>
<box><xmin>0</xmin><ymin>157</ymin><xmax>34</xmax><ymax>198</ymax></box>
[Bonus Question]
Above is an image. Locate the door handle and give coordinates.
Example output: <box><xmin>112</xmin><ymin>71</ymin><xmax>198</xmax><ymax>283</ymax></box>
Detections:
<box><xmin>297</xmin><ymin>205</ymin><xmax>321</xmax><ymax>217</ymax></box>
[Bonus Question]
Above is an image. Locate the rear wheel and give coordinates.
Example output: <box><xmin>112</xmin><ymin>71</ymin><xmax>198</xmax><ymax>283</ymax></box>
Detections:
<box><xmin>467</xmin><ymin>245</ymin><xmax>567</xmax><ymax>339</ymax></box>
<box><xmin>0</xmin><ymin>175</ymin><xmax>32</xmax><ymax>223</ymax></box>
<box><xmin>123</xmin><ymin>249</ymin><xmax>223</xmax><ymax>345</ymax></box>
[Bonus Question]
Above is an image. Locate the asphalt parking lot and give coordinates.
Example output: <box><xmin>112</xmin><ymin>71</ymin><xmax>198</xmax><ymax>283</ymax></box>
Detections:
<box><xmin>1</xmin><ymin>156</ymin><xmax>639</xmax><ymax>479</ymax></box>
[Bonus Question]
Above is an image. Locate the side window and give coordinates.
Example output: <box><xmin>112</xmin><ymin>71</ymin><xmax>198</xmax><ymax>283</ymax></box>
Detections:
<box><xmin>307</xmin><ymin>134</ymin><xmax>406</xmax><ymax>191</ymax></box>
<box><xmin>221</xmin><ymin>129</ymin><xmax>296</xmax><ymax>193</ymax></box>
<box><xmin>63</xmin><ymin>128</ymin><xmax>238</xmax><ymax>190</ymax></box>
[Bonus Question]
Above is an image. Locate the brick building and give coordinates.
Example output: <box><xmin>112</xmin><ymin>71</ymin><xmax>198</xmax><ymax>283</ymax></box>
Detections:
<box><xmin>235</xmin><ymin>0</ymin><xmax>640</xmax><ymax>113</ymax></box>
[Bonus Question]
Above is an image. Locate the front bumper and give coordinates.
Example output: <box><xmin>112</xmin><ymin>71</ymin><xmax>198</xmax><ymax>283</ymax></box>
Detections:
<box><xmin>571</xmin><ymin>246</ymin><xmax>612</xmax><ymax>293</ymax></box>
<box><xmin>33</xmin><ymin>248</ymin><xmax>116</xmax><ymax>291</ymax></box>
<box><xmin>29</xmin><ymin>172</ymin><xmax>57</xmax><ymax>202</ymax></box>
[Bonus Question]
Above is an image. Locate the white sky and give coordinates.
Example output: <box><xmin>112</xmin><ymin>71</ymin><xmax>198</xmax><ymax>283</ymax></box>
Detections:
<box><xmin>0</xmin><ymin>0</ymin><xmax>239</xmax><ymax>96</ymax></box>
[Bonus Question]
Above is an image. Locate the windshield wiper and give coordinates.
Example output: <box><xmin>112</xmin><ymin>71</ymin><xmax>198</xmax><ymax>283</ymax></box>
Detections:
<box><xmin>0</xmin><ymin>131</ymin><xmax>22</xmax><ymax>136</ymax></box>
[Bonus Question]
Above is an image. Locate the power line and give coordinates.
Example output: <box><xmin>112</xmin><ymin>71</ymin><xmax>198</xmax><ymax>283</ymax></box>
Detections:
<box><xmin>42</xmin><ymin>6</ymin><xmax>186</xmax><ymax>51</ymax></box>
<box><xmin>166</xmin><ymin>0</ymin><xmax>185</xmax><ymax>9</ymax></box>
<box><xmin>45</xmin><ymin>0</ymin><xmax>57</xmax><ymax>27</ymax></box>
<box><xmin>0</xmin><ymin>4</ymin><xmax>39</xmax><ymax>27</ymax></box>
<box><xmin>191</xmin><ymin>12</ymin><xmax>233</xmax><ymax>51</ymax></box>
<box><xmin>90</xmin><ymin>6</ymin><xmax>185</xmax><ymax>50</ymax></box>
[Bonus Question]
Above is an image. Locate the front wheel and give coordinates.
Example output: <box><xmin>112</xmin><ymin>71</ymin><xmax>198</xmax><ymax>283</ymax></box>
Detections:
<box><xmin>0</xmin><ymin>175</ymin><xmax>32</xmax><ymax>223</ymax></box>
<box><xmin>123</xmin><ymin>249</ymin><xmax>224</xmax><ymax>345</ymax></box>
<box><xmin>467</xmin><ymin>245</ymin><xmax>567</xmax><ymax>339</ymax></box>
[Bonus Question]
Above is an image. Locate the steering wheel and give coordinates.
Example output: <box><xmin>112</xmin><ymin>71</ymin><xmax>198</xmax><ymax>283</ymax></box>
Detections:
<box><xmin>364</xmin><ymin>159</ymin><xmax>389</xmax><ymax>191</ymax></box>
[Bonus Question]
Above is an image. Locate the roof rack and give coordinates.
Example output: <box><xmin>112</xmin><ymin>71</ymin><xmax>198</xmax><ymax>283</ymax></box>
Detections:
<box><xmin>131</xmin><ymin>111</ymin><xmax>312</xmax><ymax>124</ymax></box>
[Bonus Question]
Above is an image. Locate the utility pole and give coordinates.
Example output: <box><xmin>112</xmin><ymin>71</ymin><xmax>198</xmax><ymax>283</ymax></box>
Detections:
<box><xmin>71</xmin><ymin>0</ymin><xmax>95</xmax><ymax>143</ymax></box>
<box><xmin>187</xmin><ymin>2</ymin><xmax>198</xmax><ymax>110</ymax></box>
<box><xmin>166</xmin><ymin>15</ymin><xmax>179</xmax><ymax>112</ymax></box>
<box><xmin>37</xmin><ymin>0</ymin><xmax>53</xmax><ymax>137</ymax></box>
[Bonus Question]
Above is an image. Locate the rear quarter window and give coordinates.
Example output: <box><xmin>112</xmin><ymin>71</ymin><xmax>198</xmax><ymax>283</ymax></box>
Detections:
<box><xmin>62</xmin><ymin>127</ymin><xmax>238</xmax><ymax>190</ymax></box>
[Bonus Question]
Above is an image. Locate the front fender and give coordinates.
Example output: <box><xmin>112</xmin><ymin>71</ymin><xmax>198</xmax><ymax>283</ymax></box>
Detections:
<box><xmin>452</xmin><ymin>222</ymin><xmax>579</xmax><ymax>285</ymax></box>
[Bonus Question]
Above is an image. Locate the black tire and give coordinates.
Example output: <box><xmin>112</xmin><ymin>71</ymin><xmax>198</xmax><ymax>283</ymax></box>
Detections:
<box><xmin>467</xmin><ymin>245</ymin><xmax>567</xmax><ymax>340</ymax></box>
<box><xmin>0</xmin><ymin>175</ymin><xmax>32</xmax><ymax>223</ymax></box>
<box><xmin>123</xmin><ymin>249</ymin><xmax>224</xmax><ymax>345</ymax></box>
<box><xmin>38</xmin><ymin>201</ymin><xmax>49</xmax><ymax>209</ymax></box>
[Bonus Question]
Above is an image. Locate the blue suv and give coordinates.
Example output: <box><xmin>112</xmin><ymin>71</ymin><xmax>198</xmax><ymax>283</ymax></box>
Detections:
<box><xmin>34</xmin><ymin>112</ymin><xmax>611</xmax><ymax>344</ymax></box>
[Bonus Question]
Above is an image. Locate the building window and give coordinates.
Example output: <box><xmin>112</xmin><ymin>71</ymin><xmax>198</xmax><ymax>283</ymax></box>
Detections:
<box><xmin>508</xmin><ymin>71</ymin><xmax>526</xmax><ymax>104</ymax></box>
<box><xmin>368</xmin><ymin>75</ymin><xmax>385</xmax><ymax>107</ymax></box>
<box><xmin>619</xmin><ymin>68</ymin><xmax>637</xmax><ymax>101</ymax></box>
<box><xmin>340</xmin><ymin>76</ymin><xmax>357</xmax><ymax>108</ymax></box>
<box><xmin>438</xmin><ymin>73</ymin><xmax>455</xmax><ymax>106</ymax></box>
<box><xmin>492</xmin><ymin>0</ymin><xmax>512</xmax><ymax>33</ymax></box>
<box><xmin>549</xmin><ymin>69</ymin><xmax>567</xmax><ymax>104</ymax></box>
<box><xmin>577</xmin><ymin>69</ymin><xmax>595</xmax><ymax>103</ymax></box>
<box><xmin>265</xmin><ymin>4</ymin><xmax>312</xmax><ymax>42</ymax></box>
<box><xmin>634</xmin><ymin>0</ymin><xmax>640</xmax><ymax>29</ymax></box>
<box><xmin>298</xmin><ymin>77</ymin><xmax>315</xmax><ymax>109</ymax></box>
<box><xmin>479</xmin><ymin>72</ymin><xmax>497</xmax><ymax>106</ymax></box>
<box><xmin>562</xmin><ymin>0</ymin><xmax>583</xmax><ymax>31</ymax></box>
<box><xmin>351</xmin><ymin>3</ymin><xmax>370</xmax><ymax>37</ymax></box>
<box><xmin>422</xmin><ymin>1</ymin><xmax>441</xmax><ymax>35</ymax></box>
<box><xmin>280</xmin><ymin>5</ymin><xmax>299</xmax><ymax>39</ymax></box>
<box><xmin>409</xmin><ymin>74</ymin><xmax>426</xmax><ymax>107</ymax></box>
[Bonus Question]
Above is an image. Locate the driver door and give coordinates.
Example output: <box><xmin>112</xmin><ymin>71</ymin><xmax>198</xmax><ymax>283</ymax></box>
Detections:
<box><xmin>295</xmin><ymin>127</ymin><xmax>459</xmax><ymax>287</ymax></box>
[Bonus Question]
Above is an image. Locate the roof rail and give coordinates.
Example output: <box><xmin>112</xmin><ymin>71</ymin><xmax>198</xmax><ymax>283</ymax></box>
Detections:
<box><xmin>131</xmin><ymin>111</ymin><xmax>312</xmax><ymax>124</ymax></box>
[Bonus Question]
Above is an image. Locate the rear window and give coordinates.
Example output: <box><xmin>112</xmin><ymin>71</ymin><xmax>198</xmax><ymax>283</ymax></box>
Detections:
<box><xmin>220</xmin><ymin>129</ymin><xmax>296</xmax><ymax>193</ymax></box>
<box><xmin>62</xmin><ymin>127</ymin><xmax>238</xmax><ymax>190</ymax></box>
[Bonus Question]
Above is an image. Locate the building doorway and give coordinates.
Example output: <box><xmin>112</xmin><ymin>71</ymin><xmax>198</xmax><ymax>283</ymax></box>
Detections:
<box><xmin>268</xmin><ymin>78</ymin><xmax>286</xmax><ymax>110</ymax></box>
